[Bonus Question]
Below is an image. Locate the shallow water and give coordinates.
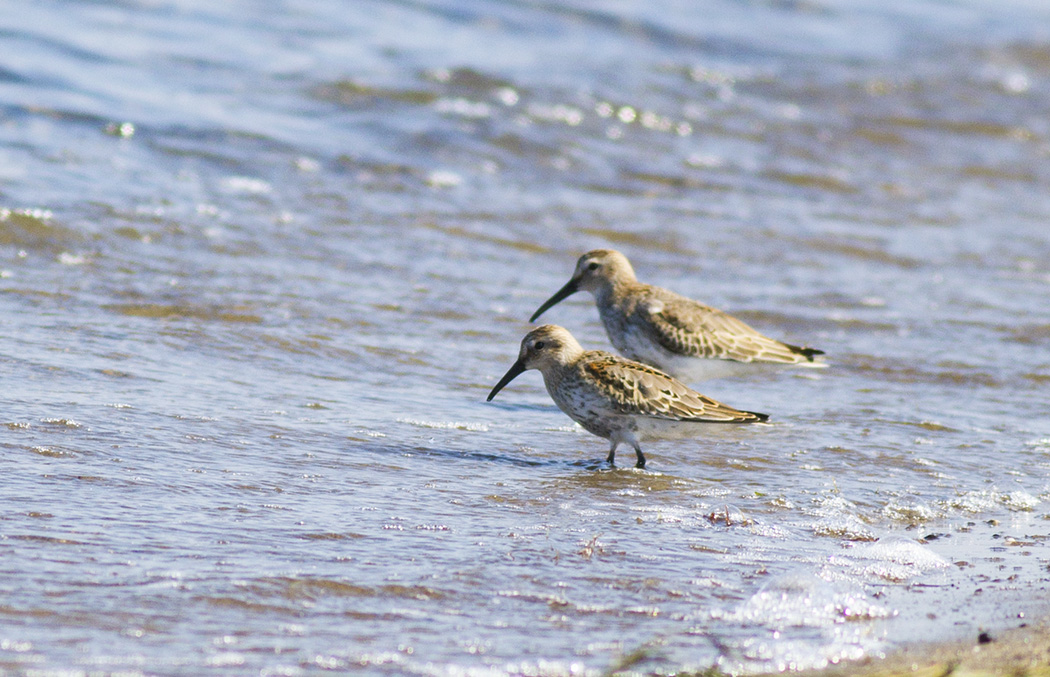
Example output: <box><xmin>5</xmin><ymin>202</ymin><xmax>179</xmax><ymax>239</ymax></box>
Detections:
<box><xmin>3</xmin><ymin>0</ymin><xmax>1050</xmax><ymax>674</ymax></box>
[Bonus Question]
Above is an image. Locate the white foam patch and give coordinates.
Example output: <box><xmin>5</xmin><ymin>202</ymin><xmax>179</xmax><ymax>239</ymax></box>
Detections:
<box><xmin>881</xmin><ymin>499</ymin><xmax>938</xmax><ymax>523</ymax></box>
<box><xmin>939</xmin><ymin>488</ymin><xmax>1039</xmax><ymax>514</ymax></box>
<box><xmin>397</xmin><ymin>418</ymin><xmax>490</xmax><ymax>432</ymax></box>
<box><xmin>812</xmin><ymin>515</ymin><xmax>877</xmax><ymax>542</ymax></box>
<box><xmin>58</xmin><ymin>252</ymin><xmax>87</xmax><ymax>265</ymax></box>
<box><xmin>806</xmin><ymin>494</ymin><xmax>877</xmax><ymax>540</ymax></box>
<box><xmin>942</xmin><ymin>489</ymin><xmax>1000</xmax><ymax>513</ymax></box>
<box><xmin>219</xmin><ymin>176</ymin><xmax>271</xmax><ymax>194</ymax></box>
<box><xmin>710</xmin><ymin>571</ymin><xmax>892</xmax><ymax>673</ymax></box>
<box><xmin>829</xmin><ymin>537</ymin><xmax>949</xmax><ymax>583</ymax></box>
<box><xmin>881</xmin><ymin>489</ymin><xmax>1040</xmax><ymax>522</ymax></box>
<box><xmin>434</xmin><ymin>97</ymin><xmax>492</xmax><ymax>118</ymax></box>
<box><xmin>748</xmin><ymin>523</ymin><xmax>792</xmax><ymax>539</ymax></box>
<box><xmin>1003</xmin><ymin>490</ymin><xmax>1040</xmax><ymax>511</ymax></box>
<box><xmin>713</xmin><ymin>571</ymin><xmax>891</xmax><ymax>628</ymax></box>
<box><xmin>855</xmin><ymin>538</ymin><xmax>948</xmax><ymax>569</ymax></box>
<box><xmin>426</xmin><ymin>170</ymin><xmax>462</xmax><ymax>188</ymax></box>
<box><xmin>717</xmin><ymin>635</ymin><xmax>870</xmax><ymax>675</ymax></box>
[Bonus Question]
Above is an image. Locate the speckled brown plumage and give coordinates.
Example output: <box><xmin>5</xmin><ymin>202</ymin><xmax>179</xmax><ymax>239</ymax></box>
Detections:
<box><xmin>530</xmin><ymin>249</ymin><xmax>824</xmax><ymax>381</ymax></box>
<box><xmin>487</xmin><ymin>325</ymin><xmax>767</xmax><ymax>468</ymax></box>
<box><xmin>576</xmin><ymin>356</ymin><xmax>763</xmax><ymax>423</ymax></box>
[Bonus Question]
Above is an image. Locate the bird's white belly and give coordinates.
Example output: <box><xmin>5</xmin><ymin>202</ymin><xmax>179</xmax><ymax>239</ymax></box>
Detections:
<box><xmin>655</xmin><ymin>352</ymin><xmax>780</xmax><ymax>382</ymax></box>
<box><xmin>630</xmin><ymin>416</ymin><xmax>718</xmax><ymax>441</ymax></box>
<box><xmin>616</xmin><ymin>334</ymin><xmax>766</xmax><ymax>382</ymax></box>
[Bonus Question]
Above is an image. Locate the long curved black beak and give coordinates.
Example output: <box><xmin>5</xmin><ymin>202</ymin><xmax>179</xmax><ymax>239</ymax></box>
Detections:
<box><xmin>529</xmin><ymin>278</ymin><xmax>580</xmax><ymax>322</ymax></box>
<box><xmin>487</xmin><ymin>359</ymin><xmax>526</xmax><ymax>401</ymax></box>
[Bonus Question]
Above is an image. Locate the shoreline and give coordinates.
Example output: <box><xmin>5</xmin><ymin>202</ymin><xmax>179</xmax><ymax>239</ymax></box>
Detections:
<box><xmin>782</xmin><ymin>615</ymin><xmax>1050</xmax><ymax>677</ymax></box>
<box><xmin>744</xmin><ymin>514</ymin><xmax>1050</xmax><ymax>677</ymax></box>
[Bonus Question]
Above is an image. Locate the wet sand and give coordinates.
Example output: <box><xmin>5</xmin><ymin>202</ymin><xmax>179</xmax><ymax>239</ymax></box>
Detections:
<box><xmin>787</xmin><ymin>607</ymin><xmax>1050</xmax><ymax>677</ymax></box>
<box><xmin>795</xmin><ymin>622</ymin><xmax>1050</xmax><ymax>676</ymax></box>
<box><xmin>740</xmin><ymin>516</ymin><xmax>1050</xmax><ymax>677</ymax></box>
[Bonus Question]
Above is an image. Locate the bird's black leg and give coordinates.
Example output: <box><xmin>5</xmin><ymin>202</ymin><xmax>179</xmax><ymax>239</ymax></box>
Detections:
<box><xmin>633</xmin><ymin>444</ymin><xmax>646</xmax><ymax>469</ymax></box>
<box><xmin>606</xmin><ymin>441</ymin><xmax>618</xmax><ymax>466</ymax></box>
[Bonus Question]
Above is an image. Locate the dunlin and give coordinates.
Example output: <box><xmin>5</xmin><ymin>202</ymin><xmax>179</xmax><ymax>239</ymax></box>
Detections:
<box><xmin>487</xmin><ymin>325</ymin><xmax>768</xmax><ymax>468</ymax></box>
<box><xmin>530</xmin><ymin>249</ymin><xmax>824</xmax><ymax>381</ymax></box>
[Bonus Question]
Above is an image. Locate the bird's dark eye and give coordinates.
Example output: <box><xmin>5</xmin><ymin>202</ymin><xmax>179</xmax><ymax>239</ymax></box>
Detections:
<box><xmin>587</xmin><ymin>262</ymin><xmax>600</xmax><ymax>271</ymax></box>
<box><xmin>534</xmin><ymin>341</ymin><xmax>546</xmax><ymax>349</ymax></box>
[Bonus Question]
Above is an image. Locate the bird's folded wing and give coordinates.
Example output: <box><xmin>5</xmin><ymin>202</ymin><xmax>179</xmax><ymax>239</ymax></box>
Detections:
<box><xmin>582</xmin><ymin>356</ymin><xmax>760</xmax><ymax>423</ymax></box>
<box><xmin>642</xmin><ymin>296</ymin><xmax>806</xmax><ymax>364</ymax></box>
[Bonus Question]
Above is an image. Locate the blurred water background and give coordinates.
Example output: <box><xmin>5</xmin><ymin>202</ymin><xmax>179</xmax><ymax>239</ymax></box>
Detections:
<box><xmin>3</xmin><ymin>0</ymin><xmax>1050</xmax><ymax>673</ymax></box>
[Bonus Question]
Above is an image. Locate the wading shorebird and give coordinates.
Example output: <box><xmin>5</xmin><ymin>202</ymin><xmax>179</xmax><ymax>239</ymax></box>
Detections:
<box><xmin>487</xmin><ymin>325</ymin><xmax>768</xmax><ymax>468</ymax></box>
<box><xmin>530</xmin><ymin>249</ymin><xmax>825</xmax><ymax>381</ymax></box>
